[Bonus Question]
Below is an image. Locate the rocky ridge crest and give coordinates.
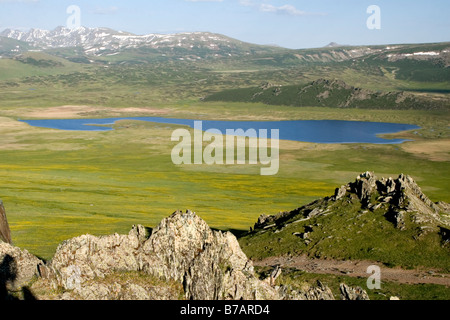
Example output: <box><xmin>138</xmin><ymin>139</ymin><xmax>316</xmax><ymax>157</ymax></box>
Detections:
<box><xmin>254</xmin><ymin>172</ymin><xmax>449</xmax><ymax>233</ymax></box>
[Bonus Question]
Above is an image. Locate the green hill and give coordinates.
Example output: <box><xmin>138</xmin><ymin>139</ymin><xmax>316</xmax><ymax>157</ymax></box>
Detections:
<box><xmin>0</xmin><ymin>37</ymin><xmax>31</xmax><ymax>56</ymax></box>
<box><xmin>204</xmin><ymin>78</ymin><xmax>449</xmax><ymax>110</ymax></box>
<box><xmin>239</xmin><ymin>172</ymin><xmax>450</xmax><ymax>272</ymax></box>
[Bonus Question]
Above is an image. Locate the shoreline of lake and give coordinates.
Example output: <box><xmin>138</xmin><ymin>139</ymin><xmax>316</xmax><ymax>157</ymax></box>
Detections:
<box><xmin>19</xmin><ymin>117</ymin><xmax>421</xmax><ymax>144</ymax></box>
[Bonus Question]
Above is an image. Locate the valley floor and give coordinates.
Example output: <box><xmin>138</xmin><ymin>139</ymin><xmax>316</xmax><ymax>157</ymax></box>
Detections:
<box><xmin>0</xmin><ymin>104</ymin><xmax>449</xmax><ymax>260</ymax></box>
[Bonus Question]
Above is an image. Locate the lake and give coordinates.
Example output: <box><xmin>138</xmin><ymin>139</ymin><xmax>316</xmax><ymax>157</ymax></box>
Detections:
<box><xmin>19</xmin><ymin>117</ymin><xmax>420</xmax><ymax>144</ymax></box>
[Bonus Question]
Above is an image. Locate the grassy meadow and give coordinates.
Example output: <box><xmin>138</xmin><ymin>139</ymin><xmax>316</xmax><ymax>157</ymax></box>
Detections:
<box><xmin>0</xmin><ymin>55</ymin><xmax>448</xmax><ymax>262</ymax></box>
<box><xmin>0</xmin><ymin>102</ymin><xmax>448</xmax><ymax>260</ymax></box>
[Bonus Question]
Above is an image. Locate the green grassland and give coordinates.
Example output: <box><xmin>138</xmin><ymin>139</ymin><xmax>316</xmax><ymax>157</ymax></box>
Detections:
<box><xmin>0</xmin><ymin>45</ymin><xmax>449</xmax><ymax>265</ymax></box>
<box><xmin>0</xmin><ymin>104</ymin><xmax>448</xmax><ymax>261</ymax></box>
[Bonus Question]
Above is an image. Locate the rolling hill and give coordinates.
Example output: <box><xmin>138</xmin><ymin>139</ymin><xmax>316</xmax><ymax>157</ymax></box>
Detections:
<box><xmin>204</xmin><ymin>78</ymin><xmax>449</xmax><ymax>110</ymax></box>
<box><xmin>239</xmin><ymin>172</ymin><xmax>450</xmax><ymax>272</ymax></box>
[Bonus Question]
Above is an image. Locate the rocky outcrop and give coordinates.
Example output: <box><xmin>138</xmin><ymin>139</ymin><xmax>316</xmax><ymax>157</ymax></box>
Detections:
<box><xmin>340</xmin><ymin>284</ymin><xmax>370</xmax><ymax>301</ymax></box>
<box><xmin>1</xmin><ymin>207</ymin><xmax>371</xmax><ymax>300</ymax></box>
<box><xmin>0</xmin><ymin>242</ymin><xmax>43</xmax><ymax>289</ymax></box>
<box><xmin>139</xmin><ymin>211</ymin><xmax>279</xmax><ymax>300</ymax></box>
<box><xmin>48</xmin><ymin>272</ymin><xmax>183</xmax><ymax>301</ymax></box>
<box><xmin>352</xmin><ymin>172</ymin><xmax>448</xmax><ymax>229</ymax></box>
<box><xmin>44</xmin><ymin>224</ymin><xmax>148</xmax><ymax>291</ymax></box>
<box><xmin>206</xmin><ymin>78</ymin><xmax>448</xmax><ymax>110</ymax></box>
<box><xmin>254</xmin><ymin>172</ymin><xmax>450</xmax><ymax>232</ymax></box>
<box><xmin>350</xmin><ymin>171</ymin><xmax>378</xmax><ymax>207</ymax></box>
<box><xmin>278</xmin><ymin>281</ymin><xmax>336</xmax><ymax>301</ymax></box>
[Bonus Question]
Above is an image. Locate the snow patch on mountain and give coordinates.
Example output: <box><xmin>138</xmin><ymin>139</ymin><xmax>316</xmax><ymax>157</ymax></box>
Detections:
<box><xmin>0</xmin><ymin>26</ymin><xmax>238</xmax><ymax>56</ymax></box>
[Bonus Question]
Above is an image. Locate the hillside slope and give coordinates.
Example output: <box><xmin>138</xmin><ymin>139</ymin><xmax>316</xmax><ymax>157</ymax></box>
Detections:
<box><xmin>239</xmin><ymin>172</ymin><xmax>450</xmax><ymax>271</ymax></box>
<box><xmin>204</xmin><ymin>79</ymin><xmax>449</xmax><ymax>110</ymax></box>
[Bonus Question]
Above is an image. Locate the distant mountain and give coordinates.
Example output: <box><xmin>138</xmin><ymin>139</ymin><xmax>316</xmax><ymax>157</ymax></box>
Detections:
<box><xmin>324</xmin><ymin>42</ymin><xmax>347</xmax><ymax>48</ymax></box>
<box><xmin>1</xmin><ymin>27</ymin><xmax>448</xmax><ymax>83</ymax></box>
<box><xmin>0</xmin><ymin>26</ymin><xmax>281</xmax><ymax>58</ymax></box>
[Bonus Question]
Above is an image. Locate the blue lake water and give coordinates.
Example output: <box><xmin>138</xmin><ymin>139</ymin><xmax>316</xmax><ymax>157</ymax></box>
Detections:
<box><xmin>19</xmin><ymin>117</ymin><xmax>420</xmax><ymax>144</ymax></box>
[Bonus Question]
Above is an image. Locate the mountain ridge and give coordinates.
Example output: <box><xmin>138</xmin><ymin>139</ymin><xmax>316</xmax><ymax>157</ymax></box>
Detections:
<box><xmin>0</xmin><ymin>26</ymin><xmax>280</xmax><ymax>57</ymax></box>
<box><xmin>1</xmin><ymin>172</ymin><xmax>449</xmax><ymax>300</ymax></box>
<box><xmin>0</xmin><ymin>208</ymin><xmax>370</xmax><ymax>301</ymax></box>
<box><xmin>2</xmin><ymin>26</ymin><xmax>449</xmax><ymax>64</ymax></box>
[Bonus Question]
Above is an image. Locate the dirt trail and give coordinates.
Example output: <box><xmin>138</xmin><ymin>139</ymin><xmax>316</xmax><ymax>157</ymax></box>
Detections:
<box><xmin>253</xmin><ymin>255</ymin><xmax>450</xmax><ymax>286</ymax></box>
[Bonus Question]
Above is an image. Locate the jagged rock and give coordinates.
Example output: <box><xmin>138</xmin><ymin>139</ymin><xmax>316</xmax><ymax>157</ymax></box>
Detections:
<box><xmin>340</xmin><ymin>283</ymin><xmax>370</xmax><ymax>300</ymax></box>
<box><xmin>0</xmin><ymin>242</ymin><xmax>44</xmax><ymax>289</ymax></box>
<box><xmin>74</xmin><ymin>283</ymin><xmax>111</xmax><ymax>300</ymax></box>
<box><xmin>140</xmin><ymin>210</ymin><xmax>216</xmax><ymax>283</ymax></box>
<box><xmin>333</xmin><ymin>186</ymin><xmax>347</xmax><ymax>201</ymax></box>
<box><xmin>253</xmin><ymin>211</ymin><xmax>292</xmax><ymax>230</ymax></box>
<box><xmin>263</xmin><ymin>266</ymin><xmax>282</xmax><ymax>287</ymax></box>
<box><xmin>247</xmin><ymin>171</ymin><xmax>450</xmax><ymax>256</ymax></box>
<box><xmin>49</xmin><ymin>225</ymin><xmax>148</xmax><ymax>290</ymax></box>
<box><xmin>307</xmin><ymin>208</ymin><xmax>324</xmax><ymax>218</ymax></box>
<box><xmin>439</xmin><ymin>227</ymin><xmax>450</xmax><ymax>247</ymax></box>
<box><xmin>278</xmin><ymin>281</ymin><xmax>335</xmax><ymax>300</ymax></box>
<box><xmin>385</xmin><ymin>210</ymin><xmax>406</xmax><ymax>230</ymax></box>
<box><xmin>7</xmin><ymin>170</ymin><xmax>447</xmax><ymax>301</ymax></box>
<box><xmin>395</xmin><ymin>174</ymin><xmax>442</xmax><ymax>219</ymax></box>
<box><xmin>351</xmin><ymin>171</ymin><xmax>377</xmax><ymax>207</ymax></box>
<box><xmin>35</xmin><ymin>275</ymin><xmax>182</xmax><ymax>300</ymax></box>
<box><xmin>300</xmin><ymin>281</ymin><xmax>336</xmax><ymax>300</ymax></box>
<box><xmin>385</xmin><ymin>177</ymin><xmax>396</xmax><ymax>193</ymax></box>
<box><xmin>254</xmin><ymin>171</ymin><xmax>449</xmax><ymax>228</ymax></box>
<box><xmin>437</xmin><ymin>202</ymin><xmax>450</xmax><ymax>214</ymax></box>
<box><xmin>37</xmin><ymin>210</ymin><xmax>280</xmax><ymax>300</ymax></box>
<box><xmin>71</xmin><ymin>281</ymin><xmax>179</xmax><ymax>301</ymax></box>
<box><xmin>254</xmin><ymin>213</ymin><xmax>278</xmax><ymax>230</ymax></box>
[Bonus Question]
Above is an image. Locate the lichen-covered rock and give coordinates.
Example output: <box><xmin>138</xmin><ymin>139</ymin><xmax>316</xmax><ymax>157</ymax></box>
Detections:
<box><xmin>0</xmin><ymin>242</ymin><xmax>43</xmax><ymax>289</ymax></box>
<box><xmin>140</xmin><ymin>210</ymin><xmax>216</xmax><ymax>282</ymax></box>
<box><xmin>277</xmin><ymin>281</ymin><xmax>335</xmax><ymax>300</ymax></box>
<box><xmin>10</xmin><ymin>209</ymin><xmax>383</xmax><ymax>301</ymax></box>
<box><xmin>340</xmin><ymin>283</ymin><xmax>370</xmax><ymax>300</ymax></box>
<box><xmin>0</xmin><ymin>200</ymin><xmax>12</xmax><ymax>244</ymax></box>
<box><xmin>333</xmin><ymin>185</ymin><xmax>348</xmax><ymax>201</ymax></box>
<box><xmin>49</xmin><ymin>225</ymin><xmax>148</xmax><ymax>290</ymax></box>
<box><xmin>141</xmin><ymin>210</ymin><xmax>279</xmax><ymax>300</ymax></box>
